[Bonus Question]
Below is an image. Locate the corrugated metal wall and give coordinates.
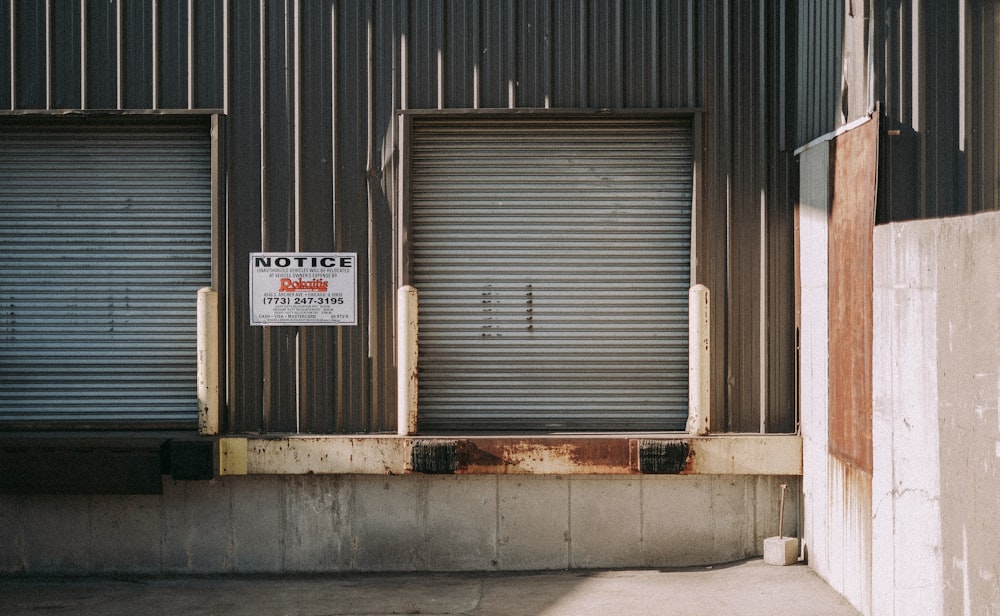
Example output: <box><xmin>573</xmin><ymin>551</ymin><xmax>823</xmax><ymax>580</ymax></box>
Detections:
<box><xmin>877</xmin><ymin>0</ymin><xmax>1000</xmax><ymax>222</ymax></box>
<box><xmin>0</xmin><ymin>0</ymin><xmax>797</xmax><ymax>434</ymax></box>
<box><xmin>795</xmin><ymin>0</ymin><xmax>843</xmax><ymax>146</ymax></box>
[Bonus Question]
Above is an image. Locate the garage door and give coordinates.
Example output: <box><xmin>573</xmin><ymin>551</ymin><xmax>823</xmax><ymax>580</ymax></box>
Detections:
<box><xmin>0</xmin><ymin>122</ymin><xmax>211</xmax><ymax>428</ymax></box>
<box><xmin>410</xmin><ymin>117</ymin><xmax>693</xmax><ymax>432</ymax></box>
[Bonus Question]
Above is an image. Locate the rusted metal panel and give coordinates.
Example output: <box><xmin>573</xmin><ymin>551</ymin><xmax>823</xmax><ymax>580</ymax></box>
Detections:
<box><xmin>828</xmin><ymin>116</ymin><xmax>877</xmax><ymax>474</ymax></box>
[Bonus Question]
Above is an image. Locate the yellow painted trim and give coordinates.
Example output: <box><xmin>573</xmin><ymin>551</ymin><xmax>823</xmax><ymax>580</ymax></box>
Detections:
<box><xmin>216</xmin><ymin>437</ymin><xmax>248</xmax><ymax>476</ymax></box>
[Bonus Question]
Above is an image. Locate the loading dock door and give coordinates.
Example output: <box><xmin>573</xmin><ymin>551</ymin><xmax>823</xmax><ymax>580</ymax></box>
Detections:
<box><xmin>410</xmin><ymin>117</ymin><xmax>693</xmax><ymax>432</ymax></box>
<box><xmin>0</xmin><ymin>123</ymin><xmax>211</xmax><ymax>428</ymax></box>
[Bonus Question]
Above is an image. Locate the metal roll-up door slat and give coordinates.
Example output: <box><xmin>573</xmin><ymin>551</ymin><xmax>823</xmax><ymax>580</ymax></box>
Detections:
<box><xmin>411</xmin><ymin>118</ymin><xmax>693</xmax><ymax>433</ymax></box>
<box><xmin>0</xmin><ymin>125</ymin><xmax>211</xmax><ymax>427</ymax></box>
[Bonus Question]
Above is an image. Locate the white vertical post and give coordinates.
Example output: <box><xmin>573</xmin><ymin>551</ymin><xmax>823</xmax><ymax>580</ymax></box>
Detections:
<box><xmin>687</xmin><ymin>284</ymin><xmax>711</xmax><ymax>435</ymax></box>
<box><xmin>197</xmin><ymin>287</ymin><xmax>220</xmax><ymax>435</ymax></box>
<box><xmin>397</xmin><ymin>285</ymin><xmax>419</xmax><ymax>436</ymax></box>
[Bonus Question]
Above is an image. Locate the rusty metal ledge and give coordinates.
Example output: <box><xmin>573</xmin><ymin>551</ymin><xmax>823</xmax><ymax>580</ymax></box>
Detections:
<box><xmin>222</xmin><ymin>434</ymin><xmax>801</xmax><ymax>477</ymax></box>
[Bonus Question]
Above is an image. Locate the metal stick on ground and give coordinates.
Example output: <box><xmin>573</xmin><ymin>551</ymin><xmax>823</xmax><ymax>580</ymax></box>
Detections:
<box><xmin>778</xmin><ymin>483</ymin><xmax>787</xmax><ymax>539</ymax></box>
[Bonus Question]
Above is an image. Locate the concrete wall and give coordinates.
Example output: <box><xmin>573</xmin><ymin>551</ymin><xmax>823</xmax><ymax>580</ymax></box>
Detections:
<box><xmin>0</xmin><ymin>474</ymin><xmax>799</xmax><ymax>575</ymax></box>
<box><xmin>873</xmin><ymin>212</ymin><xmax>1000</xmax><ymax>615</ymax></box>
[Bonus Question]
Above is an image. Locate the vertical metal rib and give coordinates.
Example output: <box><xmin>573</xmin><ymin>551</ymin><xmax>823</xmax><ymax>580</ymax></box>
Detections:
<box><xmin>80</xmin><ymin>0</ymin><xmax>87</xmax><ymax>108</ymax></box>
<box><xmin>44</xmin><ymin>0</ymin><xmax>51</xmax><ymax>109</ymax></box>
<box><xmin>116</xmin><ymin>0</ymin><xmax>123</xmax><ymax>109</ymax></box>
<box><xmin>152</xmin><ymin>0</ymin><xmax>159</xmax><ymax>109</ymax></box>
<box><xmin>187</xmin><ymin>0</ymin><xmax>195</xmax><ymax>109</ymax></box>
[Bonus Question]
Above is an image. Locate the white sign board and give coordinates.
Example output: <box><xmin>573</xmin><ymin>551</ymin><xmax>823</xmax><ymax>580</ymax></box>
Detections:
<box><xmin>249</xmin><ymin>252</ymin><xmax>358</xmax><ymax>326</ymax></box>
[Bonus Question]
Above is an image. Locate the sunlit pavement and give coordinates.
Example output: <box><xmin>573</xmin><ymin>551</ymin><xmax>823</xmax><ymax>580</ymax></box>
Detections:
<box><xmin>0</xmin><ymin>558</ymin><xmax>861</xmax><ymax>616</ymax></box>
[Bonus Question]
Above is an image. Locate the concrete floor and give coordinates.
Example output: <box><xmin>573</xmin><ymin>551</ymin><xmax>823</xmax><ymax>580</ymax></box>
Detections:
<box><xmin>0</xmin><ymin>559</ymin><xmax>860</xmax><ymax>616</ymax></box>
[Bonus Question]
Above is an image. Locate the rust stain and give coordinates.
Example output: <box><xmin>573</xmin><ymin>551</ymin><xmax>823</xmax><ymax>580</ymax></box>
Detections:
<box><xmin>682</xmin><ymin>447</ymin><xmax>696</xmax><ymax>474</ymax></box>
<box><xmin>452</xmin><ymin>438</ymin><xmax>636</xmax><ymax>474</ymax></box>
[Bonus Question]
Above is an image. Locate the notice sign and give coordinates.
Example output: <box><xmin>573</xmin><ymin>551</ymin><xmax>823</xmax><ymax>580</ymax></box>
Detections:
<box><xmin>250</xmin><ymin>252</ymin><xmax>358</xmax><ymax>326</ymax></box>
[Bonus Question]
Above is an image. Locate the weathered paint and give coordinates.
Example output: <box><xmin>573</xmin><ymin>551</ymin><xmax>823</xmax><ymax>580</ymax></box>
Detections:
<box><xmin>687</xmin><ymin>284</ymin><xmax>711</xmax><ymax>435</ymax></box>
<box><xmin>396</xmin><ymin>285</ymin><xmax>418</xmax><ymax>436</ymax></box>
<box><xmin>216</xmin><ymin>437</ymin><xmax>248</xmax><ymax>476</ymax></box>
<box><xmin>826</xmin><ymin>456</ymin><xmax>872</xmax><ymax>615</ymax></box>
<box><xmin>457</xmin><ymin>438</ymin><xmax>635</xmax><ymax>475</ymax></box>
<box><xmin>238</xmin><ymin>435</ymin><xmax>801</xmax><ymax>477</ymax></box>
<box><xmin>246</xmin><ymin>437</ymin><xmax>410</xmax><ymax>475</ymax></box>
<box><xmin>197</xmin><ymin>287</ymin><xmax>220</xmax><ymax>436</ymax></box>
<box><xmin>685</xmin><ymin>436</ymin><xmax>803</xmax><ymax>475</ymax></box>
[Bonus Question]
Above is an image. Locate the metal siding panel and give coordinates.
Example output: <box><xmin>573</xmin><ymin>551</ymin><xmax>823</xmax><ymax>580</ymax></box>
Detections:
<box><xmin>968</xmin><ymin>2</ymin><xmax>1000</xmax><ymax>215</ymax></box>
<box><xmin>516</xmin><ymin>0</ymin><xmax>552</xmax><ymax>109</ymax></box>
<box><xmin>477</xmin><ymin>2</ymin><xmax>509</xmax><ymax>109</ymax></box>
<box><xmin>879</xmin><ymin>1</ymin><xmax>1000</xmax><ymax>223</ymax></box>
<box><xmin>0</xmin><ymin>1</ymin><xmax>799</xmax><ymax>436</ymax></box>
<box><xmin>726</xmin><ymin>0</ymin><xmax>762</xmax><ymax>432</ymax></box>
<box><xmin>368</xmin><ymin>0</ymin><xmax>405</xmax><ymax>431</ymax></box>
<box><xmin>296</xmin><ymin>0</ymin><xmax>337</xmax><ymax>433</ymax></box>
<box><xmin>83</xmin><ymin>0</ymin><xmax>118</xmax><ymax>109</ymax></box>
<box><xmin>260</xmin><ymin>0</ymin><xmax>298</xmax><ymax>432</ymax></box>
<box><xmin>0</xmin><ymin>1</ymin><xmax>10</xmax><ymax>109</ymax></box>
<box><xmin>443</xmin><ymin>1</ymin><xmax>477</xmax><ymax>108</ymax></box>
<box><xmin>121</xmin><ymin>0</ymin><xmax>152</xmax><ymax>109</ymax></box>
<box><xmin>333</xmin><ymin>0</ymin><xmax>372</xmax><ymax>432</ymax></box>
<box><xmin>966</xmin><ymin>2</ymin><xmax>987</xmax><ymax>216</ymax></box>
<box><xmin>766</xmin><ymin>152</ymin><xmax>796</xmax><ymax>433</ymax></box>
<box><xmin>587</xmin><ymin>0</ymin><xmax>623</xmax><ymax>108</ymax></box>
<box><xmin>192</xmin><ymin>0</ymin><xmax>224</xmax><ymax>109</ymax></box>
<box><xmin>155</xmin><ymin>0</ymin><xmax>188</xmax><ymax>110</ymax></box>
<box><xmin>0</xmin><ymin>124</ymin><xmax>210</xmax><ymax>426</ymax></box>
<box><xmin>551</xmin><ymin>0</ymin><xmax>587</xmax><ymax>107</ymax></box>
<box><xmin>224</xmin><ymin>0</ymin><xmax>266</xmax><ymax>432</ymax></box>
<box><xmin>922</xmin><ymin>3</ymin><xmax>963</xmax><ymax>219</ymax></box>
<box><xmin>410</xmin><ymin>117</ymin><xmax>693</xmax><ymax>432</ymax></box>
<box><xmin>701</xmin><ymin>0</ymin><xmax>730</xmax><ymax>431</ymax></box>
<box><xmin>50</xmin><ymin>0</ymin><xmax>83</xmax><ymax>109</ymax></box>
<box><xmin>13</xmin><ymin>0</ymin><xmax>46</xmax><ymax>109</ymax></box>
<box><xmin>408</xmin><ymin>0</ymin><xmax>442</xmax><ymax>110</ymax></box>
<box><xmin>796</xmin><ymin>0</ymin><xmax>841</xmax><ymax>146</ymax></box>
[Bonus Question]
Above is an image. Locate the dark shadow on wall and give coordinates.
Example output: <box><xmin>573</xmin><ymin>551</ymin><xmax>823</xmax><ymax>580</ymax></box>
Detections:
<box><xmin>876</xmin><ymin>1</ymin><xmax>1000</xmax><ymax>224</ymax></box>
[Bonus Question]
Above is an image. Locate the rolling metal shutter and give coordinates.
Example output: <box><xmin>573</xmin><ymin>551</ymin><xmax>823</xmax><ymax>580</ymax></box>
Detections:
<box><xmin>410</xmin><ymin>117</ymin><xmax>693</xmax><ymax>432</ymax></box>
<box><xmin>0</xmin><ymin>124</ymin><xmax>211</xmax><ymax>428</ymax></box>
